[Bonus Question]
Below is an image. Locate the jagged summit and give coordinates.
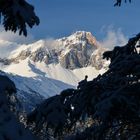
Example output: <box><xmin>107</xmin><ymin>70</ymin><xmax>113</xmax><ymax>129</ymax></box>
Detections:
<box><xmin>0</xmin><ymin>31</ymin><xmax>106</xmax><ymax>70</ymax></box>
<box><xmin>58</xmin><ymin>31</ymin><xmax>99</xmax><ymax>49</ymax></box>
<box><xmin>58</xmin><ymin>31</ymin><xmax>102</xmax><ymax>69</ymax></box>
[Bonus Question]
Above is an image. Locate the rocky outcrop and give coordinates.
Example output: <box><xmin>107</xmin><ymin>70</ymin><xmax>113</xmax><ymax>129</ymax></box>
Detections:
<box><xmin>90</xmin><ymin>48</ymin><xmax>107</xmax><ymax>70</ymax></box>
<box><xmin>58</xmin><ymin>31</ymin><xmax>106</xmax><ymax>69</ymax></box>
<box><xmin>59</xmin><ymin>43</ymin><xmax>92</xmax><ymax>69</ymax></box>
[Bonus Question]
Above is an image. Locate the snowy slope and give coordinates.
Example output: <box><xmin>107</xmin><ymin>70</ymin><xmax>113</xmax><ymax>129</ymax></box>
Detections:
<box><xmin>2</xmin><ymin>60</ymin><xmax>107</xmax><ymax>86</ymax></box>
<box><xmin>0</xmin><ymin>70</ymin><xmax>74</xmax><ymax>111</ymax></box>
<box><xmin>0</xmin><ymin>39</ymin><xmax>19</xmax><ymax>58</ymax></box>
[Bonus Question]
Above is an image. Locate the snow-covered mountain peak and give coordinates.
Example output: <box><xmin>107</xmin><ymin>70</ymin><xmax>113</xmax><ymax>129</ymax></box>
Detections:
<box><xmin>0</xmin><ymin>31</ymin><xmax>106</xmax><ymax>70</ymax></box>
<box><xmin>0</xmin><ymin>31</ymin><xmax>109</xmax><ymax>108</ymax></box>
<box><xmin>0</xmin><ymin>31</ymin><xmax>109</xmax><ymax>81</ymax></box>
<box><xmin>66</xmin><ymin>31</ymin><xmax>94</xmax><ymax>41</ymax></box>
<box><xmin>58</xmin><ymin>31</ymin><xmax>98</xmax><ymax>49</ymax></box>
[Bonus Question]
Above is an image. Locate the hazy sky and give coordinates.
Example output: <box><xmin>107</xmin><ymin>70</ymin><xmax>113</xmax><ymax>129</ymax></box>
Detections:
<box><xmin>26</xmin><ymin>0</ymin><xmax>140</xmax><ymax>40</ymax></box>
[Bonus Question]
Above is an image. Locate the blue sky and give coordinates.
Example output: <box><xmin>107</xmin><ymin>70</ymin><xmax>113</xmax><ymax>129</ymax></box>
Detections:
<box><xmin>27</xmin><ymin>0</ymin><xmax>140</xmax><ymax>40</ymax></box>
<box><xmin>0</xmin><ymin>0</ymin><xmax>139</xmax><ymax>43</ymax></box>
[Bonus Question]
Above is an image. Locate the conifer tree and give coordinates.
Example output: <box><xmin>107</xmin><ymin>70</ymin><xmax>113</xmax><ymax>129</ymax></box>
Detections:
<box><xmin>0</xmin><ymin>0</ymin><xmax>39</xmax><ymax>36</ymax></box>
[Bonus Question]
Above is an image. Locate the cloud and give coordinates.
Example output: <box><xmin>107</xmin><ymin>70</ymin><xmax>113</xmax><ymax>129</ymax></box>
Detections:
<box><xmin>44</xmin><ymin>38</ymin><xmax>60</xmax><ymax>50</ymax></box>
<box><xmin>0</xmin><ymin>26</ymin><xmax>35</xmax><ymax>58</ymax></box>
<box><xmin>99</xmin><ymin>27</ymin><xmax>128</xmax><ymax>50</ymax></box>
<box><xmin>0</xmin><ymin>26</ymin><xmax>35</xmax><ymax>44</ymax></box>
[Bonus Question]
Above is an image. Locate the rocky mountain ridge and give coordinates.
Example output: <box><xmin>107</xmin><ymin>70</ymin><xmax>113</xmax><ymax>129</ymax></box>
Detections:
<box><xmin>0</xmin><ymin>31</ymin><xmax>108</xmax><ymax>70</ymax></box>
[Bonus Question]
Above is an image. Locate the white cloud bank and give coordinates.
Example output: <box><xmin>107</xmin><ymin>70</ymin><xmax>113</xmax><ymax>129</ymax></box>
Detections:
<box><xmin>0</xmin><ymin>26</ymin><xmax>35</xmax><ymax>58</ymax></box>
<box><xmin>0</xmin><ymin>27</ymin><xmax>35</xmax><ymax>44</ymax></box>
<box><xmin>100</xmin><ymin>28</ymin><xmax>128</xmax><ymax>50</ymax></box>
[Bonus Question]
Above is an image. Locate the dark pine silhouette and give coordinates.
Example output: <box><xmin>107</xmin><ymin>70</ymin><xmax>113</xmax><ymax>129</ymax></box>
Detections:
<box><xmin>0</xmin><ymin>73</ymin><xmax>37</xmax><ymax>140</ymax></box>
<box><xmin>0</xmin><ymin>0</ymin><xmax>39</xmax><ymax>36</ymax></box>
